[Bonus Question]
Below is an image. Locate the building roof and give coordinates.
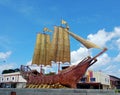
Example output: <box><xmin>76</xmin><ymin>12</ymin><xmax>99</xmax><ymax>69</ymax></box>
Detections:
<box><xmin>109</xmin><ymin>75</ymin><xmax>120</xmax><ymax>81</ymax></box>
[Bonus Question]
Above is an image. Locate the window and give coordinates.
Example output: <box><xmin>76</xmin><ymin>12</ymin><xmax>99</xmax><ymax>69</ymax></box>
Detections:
<box><xmin>2</xmin><ymin>78</ymin><xmax>4</xmax><ymax>81</ymax></box>
<box><xmin>90</xmin><ymin>78</ymin><xmax>96</xmax><ymax>82</ymax></box>
<box><xmin>12</xmin><ymin>77</ymin><xmax>14</xmax><ymax>80</ymax></box>
<box><xmin>7</xmin><ymin>78</ymin><xmax>9</xmax><ymax>81</ymax></box>
<box><xmin>81</xmin><ymin>78</ymin><xmax>86</xmax><ymax>82</ymax></box>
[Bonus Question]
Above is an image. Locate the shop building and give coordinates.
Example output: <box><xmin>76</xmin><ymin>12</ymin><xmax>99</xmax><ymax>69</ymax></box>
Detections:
<box><xmin>77</xmin><ymin>70</ymin><xmax>110</xmax><ymax>89</ymax></box>
<box><xmin>110</xmin><ymin>75</ymin><xmax>120</xmax><ymax>89</ymax></box>
<box><xmin>0</xmin><ymin>72</ymin><xmax>26</xmax><ymax>88</ymax></box>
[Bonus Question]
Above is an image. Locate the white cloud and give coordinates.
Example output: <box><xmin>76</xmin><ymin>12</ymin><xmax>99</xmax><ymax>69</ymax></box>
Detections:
<box><xmin>114</xmin><ymin>27</ymin><xmax>120</xmax><ymax>37</ymax></box>
<box><xmin>103</xmin><ymin>63</ymin><xmax>120</xmax><ymax>77</ymax></box>
<box><xmin>116</xmin><ymin>39</ymin><xmax>120</xmax><ymax>49</ymax></box>
<box><xmin>71</xmin><ymin>47</ymin><xmax>89</xmax><ymax>65</ymax></box>
<box><xmin>26</xmin><ymin>60</ymin><xmax>32</xmax><ymax>65</ymax></box>
<box><xmin>0</xmin><ymin>63</ymin><xmax>17</xmax><ymax>73</ymax></box>
<box><xmin>0</xmin><ymin>36</ymin><xmax>11</xmax><ymax>49</ymax></box>
<box><xmin>88</xmin><ymin>29</ymin><xmax>109</xmax><ymax>47</ymax></box>
<box><xmin>104</xmin><ymin>65</ymin><xmax>116</xmax><ymax>72</ymax></box>
<box><xmin>0</xmin><ymin>51</ymin><xmax>18</xmax><ymax>74</ymax></box>
<box><xmin>87</xmin><ymin>27</ymin><xmax>120</xmax><ymax>48</ymax></box>
<box><xmin>71</xmin><ymin>26</ymin><xmax>120</xmax><ymax>77</ymax></box>
<box><xmin>89</xmin><ymin>53</ymin><xmax>111</xmax><ymax>70</ymax></box>
<box><xmin>114</xmin><ymin>53</ymin><xmax>120</xmax><ymax>62</ymax></box>
<box><xmin>0</xmin><ymin>51</ymin><xmax>12</xmax><ymax>59</ymax></box>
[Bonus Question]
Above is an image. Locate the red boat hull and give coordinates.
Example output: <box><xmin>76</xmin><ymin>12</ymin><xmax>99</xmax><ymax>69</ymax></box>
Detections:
<box><xmin>20</xmin><ymin>48</ymin><xmax>107</xmax><ymax>88</ymax></box>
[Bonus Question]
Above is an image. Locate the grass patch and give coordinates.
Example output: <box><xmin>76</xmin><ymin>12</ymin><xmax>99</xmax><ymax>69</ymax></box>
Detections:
<box><xmin>115</xmin><ymin>89</ymin><xmax>120</xmax><ymax>93</ymax></box>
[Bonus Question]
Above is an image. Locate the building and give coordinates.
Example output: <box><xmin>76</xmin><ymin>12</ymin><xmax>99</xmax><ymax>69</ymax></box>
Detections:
<box><xmin>1</xmin><ymin>70</ymin><xmax>120</xmax><ymax>89</ymax></box>
<box><xmin>77</xmin><ymin>70</ymin><xmax>110</xmax><ymax>89</ymax></box>
<box><xmin>110</xmin><ymin>75</ymin><xmax>120</xmax><ymax>89</ymax></box>
<box><xmin>0</xmin><ymin>72</ymin><xmax>27</xmax><ymax>88</ymax></box>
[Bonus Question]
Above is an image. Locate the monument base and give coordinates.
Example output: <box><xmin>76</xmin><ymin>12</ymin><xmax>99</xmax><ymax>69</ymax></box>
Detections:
<box><xmin>0</xmin><ymin>88</ymin><xmax>116</xmax><ymax>95</ymax></box>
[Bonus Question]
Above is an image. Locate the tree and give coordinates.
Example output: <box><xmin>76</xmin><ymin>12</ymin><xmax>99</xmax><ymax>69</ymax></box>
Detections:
<box><xmin>2</xmin><ymin>68</ymin><xmax>20</xmax><ymax>74</ymax></box>
<box><xmin>14</xmin><ymin>68</ymin><xmax>20</xmax><ymax>72</ymax></box>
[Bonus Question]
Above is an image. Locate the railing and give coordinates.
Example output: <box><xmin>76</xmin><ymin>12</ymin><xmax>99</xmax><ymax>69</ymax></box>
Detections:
<box><xmin>20</xmin><ymin>65</ymin><xmax>37</xmax><ymax>79</ymax></box>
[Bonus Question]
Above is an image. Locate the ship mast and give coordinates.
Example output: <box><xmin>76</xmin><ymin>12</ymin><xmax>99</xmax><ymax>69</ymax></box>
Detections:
<box><xmin>67</xmin><ymin>31</ymin><xmax>101</xmax><ymax>49</ymax></box>
<box><xmin>61</xmin><ymin>19</ymin><xmax>101</xmax><ymax>50</ymax></box>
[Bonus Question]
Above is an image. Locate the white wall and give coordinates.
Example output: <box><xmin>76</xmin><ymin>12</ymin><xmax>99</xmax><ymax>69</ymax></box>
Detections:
<box><xmin>0</xmin><ymin>72</ymin><xmax>26</xmax><ymax>83</ymax></box>
<box><xmin>93</xmin><ymin>71</ymin><xmax>110</xmax><ymax>85</ymax></box>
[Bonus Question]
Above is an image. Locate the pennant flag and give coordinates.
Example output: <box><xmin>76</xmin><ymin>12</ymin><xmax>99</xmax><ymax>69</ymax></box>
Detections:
<box><xmin>43</xmin><ymin>27</ymin><xmax>52</xmax><ymax>32</ymax></box>
<box><xmin>61</xmin><ymin>19</ymin><xmax>67</xmax><ymax>25</ymax></box>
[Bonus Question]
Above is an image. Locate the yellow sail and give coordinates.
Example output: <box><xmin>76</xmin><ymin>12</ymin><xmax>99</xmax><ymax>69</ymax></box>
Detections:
<box><xmin>40</xmin><ymin>34</ymin><xmax>45</xmax><ymax>64</ymax></box>
<box><xmin>45</xmin><ymin>34</ymin><xmax>51</xmax><ymax>65</ymax></box>
<box><xmin>56</xmin><ymin>27</ymin><xmax>64</xmax><ymax>61</ymax></box>
<box><xmin>32</xmin><ymin>33</ymin><xmax>42</xmax><ymax>65</ymax></box>
<box><xmin>50</xmin><ymin>26</ymin><xmax>58</xmax><ymax>62</ymax></box>
<box><xmin>67</xmin><ymin>31</ymin><xmax>101</xmax><ymax>49</ymax></box>
<box><xmin>50</xmin><ymin>26</ymin><xmax>70</xmax><ymax>63</ymax></box>
<box><xmin>32</xmin><ymin>22</ymin><xmax>101</xmax><ymax>66</ymax></box>
<box><xmin>63</xmin><ymin>28</ymin><xmax>70</xmax><ymax>62</ymax></box>
<box><xmin>32</xmin><ymin>33</ymin><xmax>51</xmax><ymax>66</ymax></box>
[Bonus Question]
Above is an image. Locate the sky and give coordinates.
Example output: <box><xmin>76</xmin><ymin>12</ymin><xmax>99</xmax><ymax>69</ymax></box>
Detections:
<box><xmin>0</xmin><ymin>0</ymin><xmax>120</xmax><ymax>77</ymax></box>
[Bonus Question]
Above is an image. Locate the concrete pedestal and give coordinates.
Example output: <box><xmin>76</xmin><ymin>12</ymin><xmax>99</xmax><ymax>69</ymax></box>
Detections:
<box><xmin>0</xmin><ymin>88</ymin><xmax>116</xmax><ymax>95</ymax></box>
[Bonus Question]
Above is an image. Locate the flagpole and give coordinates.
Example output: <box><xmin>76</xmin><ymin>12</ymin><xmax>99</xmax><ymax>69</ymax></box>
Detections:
<box><xmin>61</xmin><ymin>18</ymin><xmax>63</xmax><ymax>27</ymax></box>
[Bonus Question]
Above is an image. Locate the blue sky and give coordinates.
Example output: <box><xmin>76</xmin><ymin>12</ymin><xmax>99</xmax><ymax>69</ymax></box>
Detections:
<box><xmin>0</xmin><ymin>0</ymin><xmax>120</xmax><ymax>77</ymax></box>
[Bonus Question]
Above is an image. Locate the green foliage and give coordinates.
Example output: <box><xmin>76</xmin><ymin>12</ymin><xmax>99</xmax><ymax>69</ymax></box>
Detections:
<box><xmin>2</xmin><ymin>68</ymin><xmax>20</xmax><ymax>74</ymax></box>
<box><xmin>14</xmin><ymin>68</ymin><xmax>20</xmax><ymax>72</ymax></box>
<box><xmin>115</xmin><ymin>89</ymin><xmax>120</xmax><ymax>93</ymax></box>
